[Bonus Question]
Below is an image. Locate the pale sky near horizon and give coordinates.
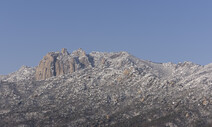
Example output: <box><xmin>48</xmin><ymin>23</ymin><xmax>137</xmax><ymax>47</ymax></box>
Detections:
<box><xmin>1</xmin><ymin>0</ymin><xmax>212</xmax><ymax>74</ymax></box>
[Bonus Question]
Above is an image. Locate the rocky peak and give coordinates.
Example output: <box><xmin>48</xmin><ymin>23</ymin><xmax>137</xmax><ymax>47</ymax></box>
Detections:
<box><xmin>35</xmin><ymin>53</ymin><xmax>58</xmax><ymax>80</ymax></box>
<box><xmin>35</xmin><ymin>48</ymin><xmax>93</xmax><ymax>80</ymax></box>
<box><xmin>61</xmin><ymin>48</ymin><xmax>69</xmax><ymax>55</ymax></box>
<box><xmin>72</xmin><ymin>48</ymin><xmax>86</xmax><ymax>57</ymax></box>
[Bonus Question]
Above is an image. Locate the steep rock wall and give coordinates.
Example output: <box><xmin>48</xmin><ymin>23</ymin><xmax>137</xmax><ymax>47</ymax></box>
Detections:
<box><xmin>35</xmin><ymin>48</ymin><xmax>93</xmax><ymax>80</ymax></box>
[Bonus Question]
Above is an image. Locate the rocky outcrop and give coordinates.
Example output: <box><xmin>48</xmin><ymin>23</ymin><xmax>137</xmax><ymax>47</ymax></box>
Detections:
<box><xmin>35</xmin><ymin>52</ymin><xmax>59</xmax><ymax>80</ymax></box>
<box><xmin>35</xmin><ymin>48</ymin><xmax>93</xmax><ymax>80</ymax></box>
<box><xmin>61</xmin><ymin>48</ymin><xmax>69</xmax><ymax>55</ymax></box>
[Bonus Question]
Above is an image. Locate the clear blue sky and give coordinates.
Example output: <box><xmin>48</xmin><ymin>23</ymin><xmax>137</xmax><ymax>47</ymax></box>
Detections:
<box><xmin>1</xmin><ymin>0</ymin><xmax>212</xmax><ymax>74</ymax></box>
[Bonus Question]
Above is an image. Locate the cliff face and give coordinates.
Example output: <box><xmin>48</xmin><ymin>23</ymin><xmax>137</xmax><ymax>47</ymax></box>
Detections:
<box><xmin>35</xmin><ymin>48</ymin><xmax>93</xmax><ymax>80</ymax></box>
<box><xmin>35</xmin><ymin>52</ymin><xmax>58</xmax><ymax>80</ymax></box>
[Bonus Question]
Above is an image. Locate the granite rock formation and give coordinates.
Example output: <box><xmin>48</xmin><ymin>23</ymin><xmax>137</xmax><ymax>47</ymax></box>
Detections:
<box><xmin>35</xmin><ymin>48</ymin><xmax>93</xmax><ymax>80</ymax></box>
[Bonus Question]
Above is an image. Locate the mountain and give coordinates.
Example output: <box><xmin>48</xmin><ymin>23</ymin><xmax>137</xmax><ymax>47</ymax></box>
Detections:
<box><xmin>0</xmin><ymin>48</ymin><xmax>212</xmax><ymax>127</ymax></box>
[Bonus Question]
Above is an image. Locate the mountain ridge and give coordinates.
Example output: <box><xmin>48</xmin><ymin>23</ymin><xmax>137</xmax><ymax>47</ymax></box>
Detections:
<box><xmin>0</xmin><ymin>48</ymin><xmax>203</xmax><ymax>82</ymax></box>
<box><xmin>0</xmin><ymin>48</ymin><xmax>212</xmax><ymax>127</ymax></box>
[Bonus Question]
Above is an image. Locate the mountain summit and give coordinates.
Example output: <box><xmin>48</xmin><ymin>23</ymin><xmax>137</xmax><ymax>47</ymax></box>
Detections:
<box><xmin>35</xmin><ymin>48</ymin><xmax>93</xmax><ymax>80</ymax></box>
<box><xmin>0</xmin><ymin>49</ymin><xmax>212</xmax><ymax>127</ymax></box>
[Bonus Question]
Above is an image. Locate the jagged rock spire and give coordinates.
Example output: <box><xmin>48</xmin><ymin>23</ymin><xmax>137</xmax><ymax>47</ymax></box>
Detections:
<box><xmin>72</xmin><ymin>48</ymin><xmax>86</xmax><ymax>57</ymax></box>
<box><xmin>61</xmin><ymin>48</ymin><xmax>69</xmax><ymax>55</ymax></box>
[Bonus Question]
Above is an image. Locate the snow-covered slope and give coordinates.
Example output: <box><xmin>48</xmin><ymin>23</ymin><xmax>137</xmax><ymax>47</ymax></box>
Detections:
<box><xmin>0</xmin><ymin>66</ymin><xmax>35</xmax><ymax>82</ymax></box>
<box><xmin>0</xmin><ymin>49</ymin><xmax>212</xmax><ymax>127</ymax></box>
